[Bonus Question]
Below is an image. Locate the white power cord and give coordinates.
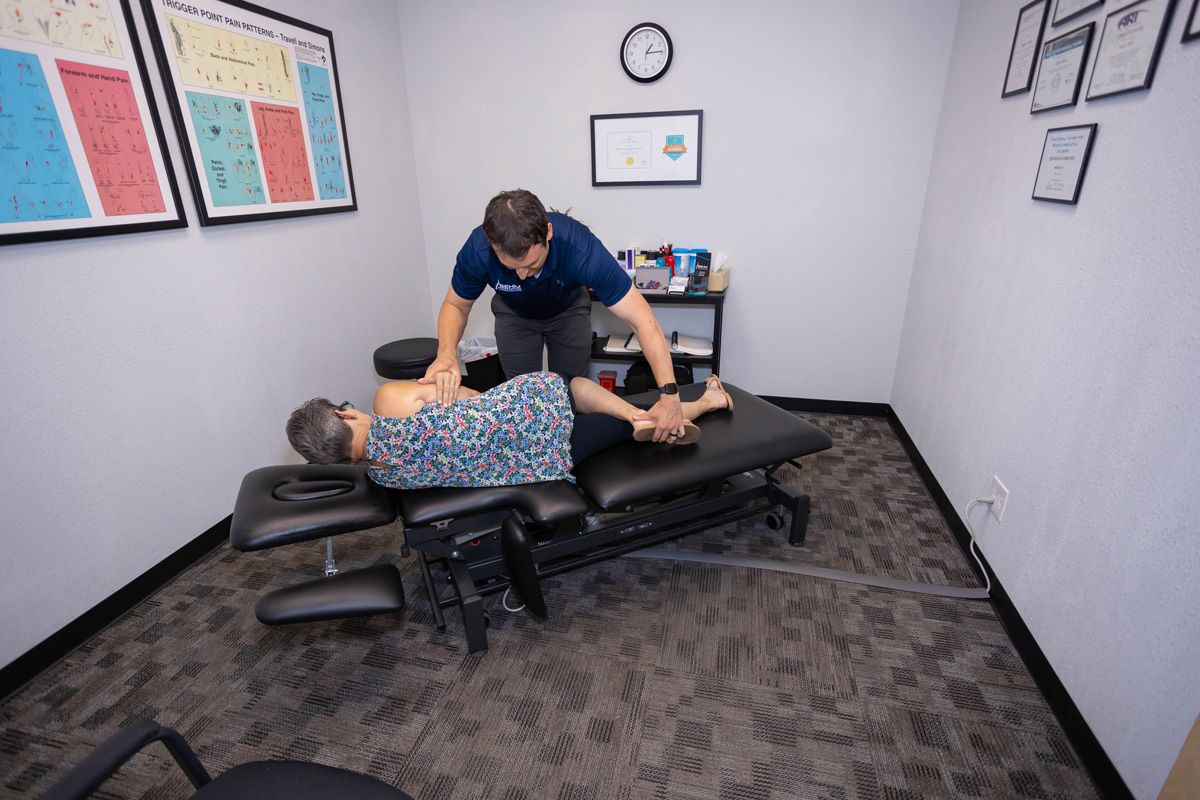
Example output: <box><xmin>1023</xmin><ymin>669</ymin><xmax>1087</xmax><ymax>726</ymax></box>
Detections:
<box><xmin>964</xmin><ymin>497</ymin><xmax>995</xmax><ymax>596</ymax></box>
<box><xmin>501</xmin><ymin>586</ymin><xmax>525</xmax><ymax>613</ymax></box>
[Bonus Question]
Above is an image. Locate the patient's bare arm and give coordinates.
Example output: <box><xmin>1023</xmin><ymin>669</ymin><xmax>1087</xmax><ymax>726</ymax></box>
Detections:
<box><xmin>373</xmin><ymin>380</ymin><xmax>478</xmax><ymax>418</ymax></box>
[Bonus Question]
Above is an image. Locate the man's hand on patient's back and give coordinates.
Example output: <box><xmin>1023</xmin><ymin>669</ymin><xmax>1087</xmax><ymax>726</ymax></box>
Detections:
<box><xmin>418</xmin><ymin>356</ymin><xmax>461</xmax><ymax>405</ymax></box>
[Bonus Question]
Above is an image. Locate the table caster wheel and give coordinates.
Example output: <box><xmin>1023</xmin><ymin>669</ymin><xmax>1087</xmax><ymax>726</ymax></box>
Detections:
<box><xmin>765</xmin><ymin>511</ymin><xmax>785</xmax><ymax>530</ymax></box>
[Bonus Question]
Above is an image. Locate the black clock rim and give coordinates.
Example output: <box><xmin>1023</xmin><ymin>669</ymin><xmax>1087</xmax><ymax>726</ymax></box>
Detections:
<box><xmin>620</xmin><ymin>21</ymin><xmax>673</xmax><ymax>83</ymax></box>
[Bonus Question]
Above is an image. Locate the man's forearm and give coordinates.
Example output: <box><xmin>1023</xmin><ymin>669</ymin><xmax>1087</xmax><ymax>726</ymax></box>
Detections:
<box><xmin>633</xmin><ymin>317</ymin><xmax>677</xmax><ymax>388</ymax></box>
<box><xmin>436</xmin><ymin>301</ymin><xmax>470</xmax><ymax>358</ymax></box>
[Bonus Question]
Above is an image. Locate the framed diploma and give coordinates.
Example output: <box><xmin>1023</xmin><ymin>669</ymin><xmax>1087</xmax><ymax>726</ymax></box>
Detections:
<box><xmin>1</xmin><ymin>0</ymin><xmax>186</xmax><ymax>246</ymax></box>
<box><xmin>1031</xmin><ymin>23</ymin><xmax>1095</xmax><ymax>112</ymax></box>
<box><xmin>1032</xmin><ymin>124</ymin><xmax>1098</xmax><ymax>203</ymax></box>
<box><xmin>1003</xmin><ymin>0</ymin><xmax>1049</xmax><ymax>97</ymax></box>
<box><xmin>140</xmin><ymin>0</ymin><xmax>358</xmax><ymax>225</ymax></box>
<box><xmin>1086</xmin><ymin>0</ymin><xmax>1177</xmax><ymax>100</ymax></box>
<box><xmin>1054</xmin><ymin>0</ymin><xmax>1105</xmax><ymax>26</ymax></box>
<box><xmin>1184</xmin><ymin>0</ymin><xmax>1200</xmax><ymax>41</ymax></box>
<box><xmin>590</xmin><ymin>110</ymin><xmax>702</xmax><ymax>187</ymax></box>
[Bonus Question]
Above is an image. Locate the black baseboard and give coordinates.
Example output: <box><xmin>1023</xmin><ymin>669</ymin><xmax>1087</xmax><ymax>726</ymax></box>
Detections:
<box><xmin>884</xmin><ymin>409</ymin><xmax>1132</xmax><ymax>800</ymax></box>
<box><xmin>0</xmin><ymin>516</ymin><xmax>230</xmax><ymax>702</ymax></box>
<box><xmin>760</xmin><ymin>395</ymin><xmax>890</xmax><ymax>417</ymax></box>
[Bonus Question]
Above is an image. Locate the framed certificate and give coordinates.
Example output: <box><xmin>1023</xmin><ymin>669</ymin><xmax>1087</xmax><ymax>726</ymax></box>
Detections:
<box><xmin>140</xmin><ymin>0</ymin><xmax>358</xmax><ymax>225</ymax></box>
<box><xmin>1054</xmin><ymin>0</ymin><xmax>1105</xmax><ymax>26</ymax></box>
<box><xmin>1003</xmin><ymin>0</ymin><xmax>1049</xmax><ymax>97</ymax></box>
<box><xmin>1031</xmin><ymin>23</ymin><xmax>1095</xmax><ymax>112</ymax></box>
<box><xmin>590</xmin><ymin>110</ymin><xmax>702</xmax><ymax>186</ymax></box>
<box><xmin>1184</xmin><ymin>0</ymin><xmax>1200</xmax><ymax>41</ymax></box>
<box><xmin>1086</xmin><ymin>0</ymin><xmax>1177</xmax><ymax>100</ymax></box>
<box><xmin>1</xmin><ymin>0</ymin><xmax>186</xmax><ymax>246</ymax></box>
<box><xmin>1032</xmin><ymin>124</ymin><xmax>1098</xmax><ymax>204</ymax></box>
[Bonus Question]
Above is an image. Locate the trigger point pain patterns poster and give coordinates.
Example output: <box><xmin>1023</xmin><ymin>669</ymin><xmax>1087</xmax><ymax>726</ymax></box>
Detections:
<box><xmin>140</xmin><ymin>0</ymin><xmax>356</xmax><ymax>225</ymax></box>
<box><xmin>1</xmin><ymin>0</ymin><xmax>185</xmax><ymax>245</ymax></box>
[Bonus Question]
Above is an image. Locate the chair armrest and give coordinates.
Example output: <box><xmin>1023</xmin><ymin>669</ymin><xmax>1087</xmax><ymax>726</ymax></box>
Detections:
<box><xmin>41</xmin><ymin>719</ymin><xmax>212</xmax><ymax>800</ymax></box>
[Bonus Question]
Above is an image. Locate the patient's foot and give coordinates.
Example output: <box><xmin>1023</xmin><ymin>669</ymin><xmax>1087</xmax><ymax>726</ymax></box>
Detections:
<box><xmin>632</xmin><ymin>418</ymin><xmax>701</xmax><ymax>445</ymax></box>
<box><xmin>704</xmin><ymin>375</ymin><xmax>734</xmax><ymax>412</ymax></box>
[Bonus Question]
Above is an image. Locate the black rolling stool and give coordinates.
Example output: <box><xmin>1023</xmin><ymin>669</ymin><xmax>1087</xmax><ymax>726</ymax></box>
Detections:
<box><xmin>42</xmin><ymin>719</ymin><xmax>416</xmax><ymax>799</ymax></box>
<box><xmin>373</xmin><ymin>337</ymin><xmax>439</xmax><ymax>379</ymax></box>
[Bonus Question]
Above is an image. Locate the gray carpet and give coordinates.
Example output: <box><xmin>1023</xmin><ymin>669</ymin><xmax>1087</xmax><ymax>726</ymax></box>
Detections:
<box><xmin>0</xmin><ymin>413</ymin><xmax>1100</xmax><ymax>799</ymax></box>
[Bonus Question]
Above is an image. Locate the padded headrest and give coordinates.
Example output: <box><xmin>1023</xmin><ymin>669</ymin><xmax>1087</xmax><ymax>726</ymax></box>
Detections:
<box><xmin>232</xmin><ymin>464</ymin><xmax>399</xmax><ymax>551</ymax></box>
<box><xmin>373</xmin><ymin>337</ymin><xmax>439</xmax><ymax>379</ymax></box>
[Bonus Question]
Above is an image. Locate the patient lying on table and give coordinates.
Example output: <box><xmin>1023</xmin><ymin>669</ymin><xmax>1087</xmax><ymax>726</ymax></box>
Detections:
<box><xmin>286</xmin><ymin>372</ymin><xmax>733</xmax><ymax>489</ymax></box>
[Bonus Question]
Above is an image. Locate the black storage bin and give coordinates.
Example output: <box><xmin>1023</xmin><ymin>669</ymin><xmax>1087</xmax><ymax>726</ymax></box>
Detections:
<box><xmin>624</xmin><ymin>358</ymin><xmax>694</xmax><ymax>394</ymax></box>
<box><xmin>461</xmin><ymin>354</ymin><xmax>507</xmax><ymax>392</ymax></box>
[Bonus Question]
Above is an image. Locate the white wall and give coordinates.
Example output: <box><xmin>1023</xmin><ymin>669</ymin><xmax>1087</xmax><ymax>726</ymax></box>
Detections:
<box><xmin>892</xmin><ymin>2</ymin><xmax>1200</xmax><ymax>797</ymax></box>
<box><xmin>0</xmin><ymin>0</ymin><xmax>431</xmax><ymax>670</ymax></box>
<box><xmin>396</xmin><ymin>0</ymin><xmax>959</xmax><ymax>401</ymax></box>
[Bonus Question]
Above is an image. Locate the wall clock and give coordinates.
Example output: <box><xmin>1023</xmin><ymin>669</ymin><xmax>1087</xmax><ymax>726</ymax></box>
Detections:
<box><xmin>621</xmin><ymin>22</ymin><xmax>673</xmax><ymax>83</ymax></box>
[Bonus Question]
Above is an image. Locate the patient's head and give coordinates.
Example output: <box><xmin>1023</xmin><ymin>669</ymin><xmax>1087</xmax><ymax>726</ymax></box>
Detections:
<box><xmin>287</xmin><ymin>398</ymin><xmax>354</xmax><ymax>464</ymax></box>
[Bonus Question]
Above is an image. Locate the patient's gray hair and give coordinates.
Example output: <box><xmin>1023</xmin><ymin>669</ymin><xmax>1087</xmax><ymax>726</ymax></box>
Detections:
<box><xmin>286</xmin><ymin>398</ymin><xmax>354</xmax><ymax>464</ymax></box>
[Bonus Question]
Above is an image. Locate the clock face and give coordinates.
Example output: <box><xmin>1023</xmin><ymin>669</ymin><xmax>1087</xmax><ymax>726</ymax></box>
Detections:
<box><xmin>621</xmin><ymin>23</ymin><xmax>672</xmax><ymax>83</ymax></box>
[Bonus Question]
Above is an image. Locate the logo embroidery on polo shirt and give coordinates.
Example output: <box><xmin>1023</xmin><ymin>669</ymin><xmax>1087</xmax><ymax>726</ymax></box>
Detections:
<box><xmin>495</xmin><ymin>282</ymin><xmax>522</xmax><ymax>292</ymax></box>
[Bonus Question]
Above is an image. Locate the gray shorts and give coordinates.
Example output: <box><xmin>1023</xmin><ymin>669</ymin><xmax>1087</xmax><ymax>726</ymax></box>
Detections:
<box><xmin>491</xmin><ymin>289</ymin><xmax>593</xmax><ymax>379</ymax></box>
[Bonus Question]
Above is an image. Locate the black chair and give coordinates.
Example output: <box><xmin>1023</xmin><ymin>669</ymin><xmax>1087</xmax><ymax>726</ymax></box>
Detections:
<box><xmin>41</xmin><ymin>719</ymin><xmax>413</xmax><ymax>799</ymax></box>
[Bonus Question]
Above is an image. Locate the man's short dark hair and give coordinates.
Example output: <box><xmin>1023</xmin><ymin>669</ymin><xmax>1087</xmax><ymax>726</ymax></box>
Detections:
<box><xmin>483</xmin><ymin>189</ymin><xmax>548</xmax><ymax>258</ymax></box>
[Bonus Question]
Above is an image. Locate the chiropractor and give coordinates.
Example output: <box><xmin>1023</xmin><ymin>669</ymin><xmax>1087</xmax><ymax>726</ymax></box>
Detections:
<box><xmin>420</xmin><ymin>188</ymin><xmax>685</xmax><ymax>442</ymax></box>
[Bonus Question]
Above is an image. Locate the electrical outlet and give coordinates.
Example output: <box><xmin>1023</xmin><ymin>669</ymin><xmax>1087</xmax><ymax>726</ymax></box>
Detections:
<box><xmin>990</xmin><ymin>476</ymin><xmax>1009</xmax><ymax>522</ymax></box>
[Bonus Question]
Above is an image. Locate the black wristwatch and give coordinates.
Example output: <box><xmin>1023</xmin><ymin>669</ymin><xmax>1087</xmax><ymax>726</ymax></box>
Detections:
<box><xmin>659</xmin><ymin>382</ymin><xmax>679</xmax><ymax>395</ymax></box>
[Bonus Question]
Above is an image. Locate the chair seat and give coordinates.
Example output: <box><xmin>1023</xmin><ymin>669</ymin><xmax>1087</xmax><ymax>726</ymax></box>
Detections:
<box><xmin>193</xmin><ymin>761</ymin><xmax>413</xmax><ymax>799</ymax></box>
<box><xmin>374</xmin><ymin>337</ymin><xmax>439</xmax><ymax>379</ymax></box>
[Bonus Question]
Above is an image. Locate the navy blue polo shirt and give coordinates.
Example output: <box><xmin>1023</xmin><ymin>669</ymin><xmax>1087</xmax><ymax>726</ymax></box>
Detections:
<box><xmin>451</xmin><ymin>212</ymin><xmax>631</xmax><ymax>320</ymax></box>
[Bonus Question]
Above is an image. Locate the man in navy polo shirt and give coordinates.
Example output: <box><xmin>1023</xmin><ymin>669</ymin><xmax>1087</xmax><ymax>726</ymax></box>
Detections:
<box><xmin>420</xmin><ymin>189</ymin><xmax>685</xmax><ymax>442</ymax></box>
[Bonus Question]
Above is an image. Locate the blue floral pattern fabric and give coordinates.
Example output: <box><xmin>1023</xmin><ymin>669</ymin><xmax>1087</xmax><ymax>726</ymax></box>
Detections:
<box><xmin>366</xmin><ymin>371</ymin><xmax>575</xmax><ymax>489</ymax></box>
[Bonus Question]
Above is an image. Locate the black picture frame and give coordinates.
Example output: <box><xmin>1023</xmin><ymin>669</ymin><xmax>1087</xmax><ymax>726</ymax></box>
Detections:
<box><xmin>1003</xmin><ymin>0</ymin><xmax>1050</xmax><ymax>97</ymax></box>
<box><xmin>1183</xmin><ymin>0</ymin><xmax>1200</xmax><ymax>41</ymax></box>
<box><xmin>1086</xmin><ymin>0</ymin><xmax>1177</xmax><ymax>100</ymax></box>
<box><xmin>1</xmin><ymin>0</ymin><xmax>187</xmax><ymax>246</ymax></box>
<box><xmin>590</xmin><ymin>110</ymin><xmax>703</xmax><ymax>187</ymax></box>
<box><xmin>1053</xmin><ymin>0</ymin><xmax>1105</xmax><ymax>26</ymax></box>
<box><xmin>139</xmin><ymin>0</ymin><xmax>358</xmax><ymax>226</ymax></box>
<box><xmin>1032</xmin><ymin>123</ymin><xmax>1098</xmax><ymax>204</ymax></box>
<box><xmin>1031</xmin><ymin>22</ymin><xmax>1095</xmax><ymax>113</ymax></box>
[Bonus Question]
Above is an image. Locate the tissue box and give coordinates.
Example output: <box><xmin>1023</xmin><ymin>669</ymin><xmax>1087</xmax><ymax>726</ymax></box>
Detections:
<box><xmin>708</xmin><ymin>267</ymin><xmax>731</xmax><ymax>292</ymax></box>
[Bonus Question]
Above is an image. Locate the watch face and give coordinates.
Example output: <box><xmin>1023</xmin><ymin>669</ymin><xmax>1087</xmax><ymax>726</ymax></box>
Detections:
<box><xmin>622</xmin><ymin>23</ymin><xmax>672</xmax><ymax>82</ymax></box>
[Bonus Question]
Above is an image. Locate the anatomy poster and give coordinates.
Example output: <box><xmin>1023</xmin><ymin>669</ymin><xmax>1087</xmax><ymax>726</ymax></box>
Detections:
<box><xmin>141</xmin><ymin>0</ymin><xmax>356</xmax><ymax>225</ymax></box>
<box><xmin>1</xmin><ymin>1</ymin><xmax>184</xmax><ymax>244</ymax></box>
<box><xmin>186</xmin><ymin>90</ymin><xmax>263</xmax><ymax>206</ymax></box>
<box><xmin>58</xmin><ymin>59</ymin><xmax>165</xmax><ymax>215</ymax></box>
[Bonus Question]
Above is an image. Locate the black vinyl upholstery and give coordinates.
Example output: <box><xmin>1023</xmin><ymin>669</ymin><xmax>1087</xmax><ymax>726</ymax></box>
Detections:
<box><xmin>373</xmin><ymin>337</ymin><xmax>439</xmax><ymax>379</ymax></box>
<box><xmin>193</xmin><ymin>761</ymin><xmax>412</xmax><ymax>799</ymax></box>
<box><xmin>573</xmin><ymin>382</ymin><xmax>833</xmax><ymax>510</ymax></box>
<box><xmin>398</xmin><ymin>481</ymin><xmax>587</xmax><ymax>526</ymax></box>
<box><xmin>41</xmin><ymin>719</ymin><xmax>412</xmax><ymax>800</ymax></box>
<box><xmin>231</xmin><ymin>464</ymin><xmax>397</xmax><ymax>551</ymax></box>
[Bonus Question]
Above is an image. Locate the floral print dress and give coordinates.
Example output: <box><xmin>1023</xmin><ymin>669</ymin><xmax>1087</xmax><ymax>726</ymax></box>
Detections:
<box><xmin>366</xmin><ymin>371</ymin><xmax>575</xmax><ymax>489</ymax></box>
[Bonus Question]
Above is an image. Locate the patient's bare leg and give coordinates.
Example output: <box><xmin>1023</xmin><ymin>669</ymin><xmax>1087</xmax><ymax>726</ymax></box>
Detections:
<box><xmin>568</xmin><ymin>377</ymin><xmax>728</xmax><ymax>423</ymax></box>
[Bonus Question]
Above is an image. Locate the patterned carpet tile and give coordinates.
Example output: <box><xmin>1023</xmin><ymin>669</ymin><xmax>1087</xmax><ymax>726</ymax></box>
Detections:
<box><xmin>628</xmin><ymin>668</ymin><xmax>877</xmax><ymax>800</ymax></box>
<box><xmin>481</xmin><ymin>557</ymin><xmax>674</xmax><ymax>665</ymax></box>
<box><xmin>865</xmin><ymin>703</ymin><xmax>1098</xmax><ymax>800</ymax></box>
<box><xmin>655</xmin><ymin>562</ymin><xmax>858</xmax><ymax>699</ymax></box>
<box><xmin>394</xmin><ymin>639</ymin><xmax>647</xmax><ymax>800</ymax></box>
